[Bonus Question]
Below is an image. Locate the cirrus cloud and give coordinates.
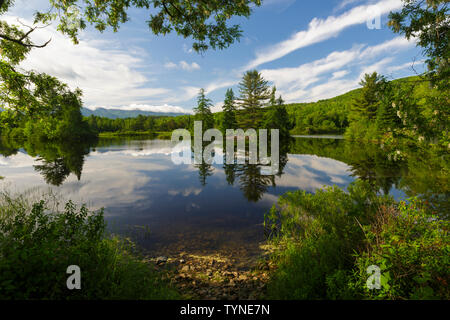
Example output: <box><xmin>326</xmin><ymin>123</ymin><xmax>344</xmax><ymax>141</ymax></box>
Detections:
<box><xmin>245</xmin><ymin>0</ymin><xmax>403</xmax><ymax>70</ymax></box>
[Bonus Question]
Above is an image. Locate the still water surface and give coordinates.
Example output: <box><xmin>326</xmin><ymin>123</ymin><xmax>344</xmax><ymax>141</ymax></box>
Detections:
<box><xmin>1</xmin><ymin>136</ymin><xmax>442</xmax><ymax>259</ymax></box>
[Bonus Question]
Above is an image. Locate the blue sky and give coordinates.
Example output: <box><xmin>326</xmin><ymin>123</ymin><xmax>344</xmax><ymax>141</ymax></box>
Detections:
<box><xmin>9</xmin><ymin>0</ymin><xmax>425</xmax><ymax>113</ymax></box>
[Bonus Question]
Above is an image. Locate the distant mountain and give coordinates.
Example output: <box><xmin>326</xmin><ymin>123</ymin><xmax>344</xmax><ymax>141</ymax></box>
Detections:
<box><xmin>81</xmin><ymin>107</ymin><xmax>188</xmax><ymax>119</ymax></box>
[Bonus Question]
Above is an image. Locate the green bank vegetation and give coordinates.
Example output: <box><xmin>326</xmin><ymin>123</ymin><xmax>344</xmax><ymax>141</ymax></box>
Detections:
<box><xmin>0</xmin><ymin>191</ymin><xmax>179</xmax><ymax>300</ymax></box>
<box><xmin>264</xmin><ymin>180</ymin><xmax>449</xmax><ymax>300</ymax></box>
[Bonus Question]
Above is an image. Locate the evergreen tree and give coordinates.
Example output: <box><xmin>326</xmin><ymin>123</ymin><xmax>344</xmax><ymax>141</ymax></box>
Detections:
<box><xmin>269</xmin><ymin>86</ymin><xmax>277</xmax><ymax>106</ymax></box>
<box><xmin>263</xmin><ymin>90</ymin><xmax>291</xmax><ymax>139</ymax></box>
<box><xmin>193</xmin><ymin>88</ymin><xmax>214</xmax><ymax>131</ymax></box>
<box><xmin>276</xmin><ymin>95</ymin><xmax>285</xmax><ymax>106</ymax></box>
<box><xmin>237</xmin><ymin>70</ymin><xmax>271</xmax><ymax>129</ymax></box>
<box><xmin>351</xmin><ymin>72</ymin><xmax>385</xmax><ymax>121</ymax></box>
<box><xmin>221</xmin><ymin>88</ymin><xmax>237</xmax><ymax>132</ymax></box>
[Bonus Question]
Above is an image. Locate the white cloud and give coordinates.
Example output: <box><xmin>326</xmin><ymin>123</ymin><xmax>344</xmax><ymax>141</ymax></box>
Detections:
<box><xmin>180</xmin><ymin>61</ymin><xmax>201</xmax><ymax>71</ymax></box>
<box><xmin>211</xmin><ymin>102</ymin><xmax>224</xmax><ymax>113</ymax></box>
<box><xmin>183</xmin><ymin>44</ymin><xmax>194</xmax><ymax>54</ymax></box>
<box><xmin>334</xmin><ymin>0</ymin><xmax>366</xmax><ymax>12</ymax></box>
<box><xmin>168</xmin><ymin>80</ymin><xmax>239</xmax><ymax>108</ymax></box>
<box><xmin>165</xmin><ymin>61</ymin><xmax>201</xmax><ymax>71</ymax></box>
<box><xmin>245</xmin><ymin>0</ymin><xmax>403</xmax><ymax>69</ymax></box>
<box><xmin>357</xmin><ymin>57</ymin><xmax>394</xmax><ymax>79</ymax></box>
<box><xmin>164</xmin><ymin>62</ymin><xmax>178</xmax><ymax>69</ymax></box>
<box><xmin>260</xmin><ymin>36</ymin><xmax>416</xmax><ymax>102</ymax></box>
<box><xmin>87</xmin><ymin>104</ymin><xmax>191</xmax><ymax>114</ymax></box>
<box><xmin>386</xmin><ymin>60</ymin><xmax>425</xmax><ymax>73</ymax></box>
<box><xmin>205</xmin><ymin>80</ymin><xmax>239</xmax><ymax>94</ymax></box>
<box><xmin>332</xmin><ymin>70</ymin><xmax>350</xmax><ymax>79</ymax></box>
<box><xmin>262</xmin><ymin>0</ymin><xmax>297</xmax><ymax>12</ymax></box>
<box><xmin>5</xmin><ymin>15</ymin><xmax>174</xmax><ymax>110</ymax></box>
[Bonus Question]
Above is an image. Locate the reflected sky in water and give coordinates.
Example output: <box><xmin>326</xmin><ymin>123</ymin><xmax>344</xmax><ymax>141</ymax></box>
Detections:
<box><xmin>0</xmin><ymin>138</ymin><xmax>402</xmax><ymax>257</ymax></box>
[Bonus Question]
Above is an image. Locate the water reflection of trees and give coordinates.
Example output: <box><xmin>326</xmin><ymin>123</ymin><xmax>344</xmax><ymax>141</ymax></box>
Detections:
<box><xmin>235</xmin><ymin>164</ymin><xmax>275</xmax><ymax>202</ymax></box>
<box><xmin>0</xmin><ymin>138</ymin><xmax>95</xmax><ymax>186</ymax></box>
<box><xmin>289</xmin><ymin>138</ymin><xmax>448</xmax><ymax>213</ymax></box>
<box><xmin>195</xmin><ymin>162</ymin><xmax>214</xmax><ymax>186</ymax></box>
<box><xmin>289</xmin><ymin>138</ymin><xmax>405</xmax><ymax>194</ymax></box>
<box><xmin>234</xmin><ymin>143</ymin><xmax>289</xmax><ymax>202</ymax></box>
<box><xmin>195</xmin><ymin>136</ymin><xmax>447</xmax><ymax>209</ymax></box>
<box><xmin>1</xmin><ymin>136</ymin><xmax>446</xmax><ymax>213</ymax></box>
<box><xmin>220</xmin><ymin>141</ymin><xmax>290</xmax><ymax>202</ymax></box>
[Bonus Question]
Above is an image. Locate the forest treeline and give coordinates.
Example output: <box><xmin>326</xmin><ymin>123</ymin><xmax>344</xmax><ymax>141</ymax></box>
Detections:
<box><xmin>1</xmin><ymin>72</ymin><xmax>441</xmax><ymax>146</ymax></box>
<box><xmin>81</xmin><ymin>74</ymin><xmax>444</xmax><ymax>146</ymax></box>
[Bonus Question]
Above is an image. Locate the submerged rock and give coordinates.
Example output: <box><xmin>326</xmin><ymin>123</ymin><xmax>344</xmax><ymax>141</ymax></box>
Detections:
<box><xmin>156</xmin><ymin>256</ymin><xmax>168</xmax><ymax>265</ymax></box>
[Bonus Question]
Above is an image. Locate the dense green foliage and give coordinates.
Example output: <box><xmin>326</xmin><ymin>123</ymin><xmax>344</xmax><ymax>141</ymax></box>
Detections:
<box><xmin>344</xmin><ymin>75</ymin><xmax>448</xmax><ymax>146</ymax></box>
<box><xmin>286</xmin><ymin>89</ymin><xmax>357</xmax><ymax>135</ymax></box>
<box><xmin>263</xmin><ymin>88</ymin><xmax>291</xmax><ymax>139</ymax></box>
<box><xmin>0</xmin><ymin>192</ymin><xmax>179</xmax><ymax>300</ymax></box>
<box><xmin>264</xmin><ymin>181</ymin><xmax>449</xmax><ymax>300</ymax></box>
<box><xmin>352</xmin><ymin>199</ymin><xmax>449</xmax><ymax>299</ymax></box>
<box><xmin>86</xmin><ymin>113</ymin><xmax>193</xmax><ymax>134</ymax></box>
<box><xmin>32</xmin><ymin>0</ymin><xmax>262</xmax><ymax>53</ymax></box>
<box><xmin>0</xmin><ymin>18</ymin><xmax>93</xmax><ymax>140</ymax></box>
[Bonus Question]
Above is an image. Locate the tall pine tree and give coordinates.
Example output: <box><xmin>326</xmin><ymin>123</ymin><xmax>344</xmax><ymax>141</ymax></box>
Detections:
<box><xmin>237</xmin><ymin>70</ymin><xmax>271</xmax><ymax>129</ymax></box>
<box><xmin>193</xmin><ymin>88</ymin><xmax>214</xmax><ymax>132</ymax></box>
<box><xmin>351</xmin><ymin>72</ymin><xmax>385</xmax><ymax>121</ymax></box>
<box><xmin>221</xmin><ymin>88</ymin><xmax>237</xmax><ymax>133</ymax></box>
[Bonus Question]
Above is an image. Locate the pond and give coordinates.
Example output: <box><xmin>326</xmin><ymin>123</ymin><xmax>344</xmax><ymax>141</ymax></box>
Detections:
<box><xmin>0</xmin><ymin>136</ymin><xmax>447</xmax><ymax>261</ymax></box>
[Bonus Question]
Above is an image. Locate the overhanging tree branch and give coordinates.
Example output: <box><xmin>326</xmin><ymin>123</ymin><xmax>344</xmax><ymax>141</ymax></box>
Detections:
<box><xmin>0</xmin><ymin>33</ymin><xmax>51</xmax><ymax>48</ymax></box>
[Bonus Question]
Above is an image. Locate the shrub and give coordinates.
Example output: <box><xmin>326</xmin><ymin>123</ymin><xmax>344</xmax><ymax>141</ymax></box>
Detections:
<box><xmin>0</xmin><ymin>193</ymin><xmax>179</xmax><ymax>300</ymax></box>
<box><xmin>264</xmin><ymin>180</ymin><xmax>392</xmax><ymax>299</ymax></box>
<box><xmin>351</xmin><ymin>200</ymin><xmax>449</xmax><ymax>299</ymax></box>
<box><xmin>265</xmin><ymin>181</ymin><xmax>449</xmax><ymax>300</ymax></box>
